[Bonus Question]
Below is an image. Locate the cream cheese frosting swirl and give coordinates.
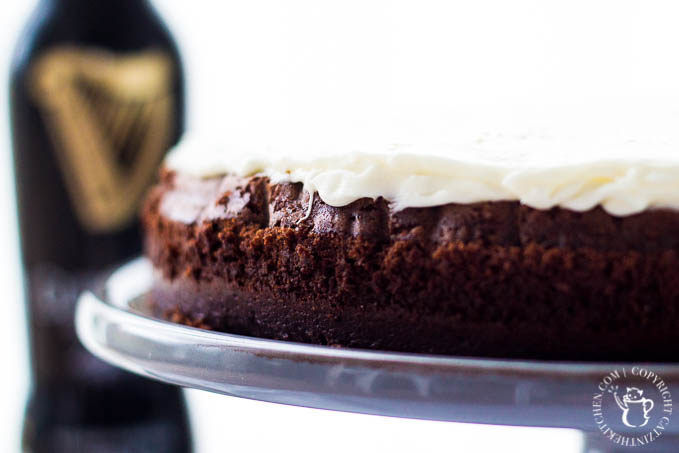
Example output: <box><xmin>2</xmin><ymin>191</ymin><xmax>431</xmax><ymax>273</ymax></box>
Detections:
<box><xmin>165</xmin><ymin>135</ymin><xmax>679</xmax><ymax>216</ymax></box>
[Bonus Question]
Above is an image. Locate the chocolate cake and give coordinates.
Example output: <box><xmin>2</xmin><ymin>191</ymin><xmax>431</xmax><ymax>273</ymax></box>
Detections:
<box><xmin>142</xmin><ymin>140</ymin><xmax>679</xmax><ymax>360</ymax></box>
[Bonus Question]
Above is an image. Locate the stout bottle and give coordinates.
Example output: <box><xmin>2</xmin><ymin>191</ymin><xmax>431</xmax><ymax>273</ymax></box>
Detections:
<box><xmin>10</xmin><ymin>0</ymin><xmax>191</xmax><ymax>452</ymax></box>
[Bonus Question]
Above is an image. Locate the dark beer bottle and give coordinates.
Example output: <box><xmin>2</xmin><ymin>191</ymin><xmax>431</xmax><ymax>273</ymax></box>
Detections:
<box><xmin>10</xmin><ymin>0</ymin><xmax>191</xmax><ymax>452</ymax></box>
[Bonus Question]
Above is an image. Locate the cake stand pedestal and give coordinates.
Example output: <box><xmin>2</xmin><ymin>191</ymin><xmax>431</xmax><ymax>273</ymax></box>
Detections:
<box><xmin>76</xmin><ymin>259</ymin><xmax>679</xmax><ymax>453</ymax></box>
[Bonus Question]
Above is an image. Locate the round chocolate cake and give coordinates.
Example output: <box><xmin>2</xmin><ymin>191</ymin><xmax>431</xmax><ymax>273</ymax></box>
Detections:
<box><xmin>142</xmin><ymin>139</ymin><xmax>679</xmax><ymax>360</ymax></box>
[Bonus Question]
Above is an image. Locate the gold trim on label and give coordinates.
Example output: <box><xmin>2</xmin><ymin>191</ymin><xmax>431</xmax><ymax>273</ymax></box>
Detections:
<box><xmin>30</xmin><ymin>46</ymin><xmax>175</xmax><ymax>233</ymax></box>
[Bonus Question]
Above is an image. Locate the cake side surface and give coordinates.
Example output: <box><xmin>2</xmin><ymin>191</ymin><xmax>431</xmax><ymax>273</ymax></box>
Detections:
<box><xmin>142</xmin><ymin>169</ymin><xmax>679</xmax><ymax>360</ymax></box>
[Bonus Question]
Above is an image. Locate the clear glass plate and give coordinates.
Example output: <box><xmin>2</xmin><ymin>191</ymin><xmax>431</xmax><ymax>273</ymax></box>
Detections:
<box><xmin>75</xmin><ymin>258</ymin><xmax>679</xmax><ymax>433</ymax></box>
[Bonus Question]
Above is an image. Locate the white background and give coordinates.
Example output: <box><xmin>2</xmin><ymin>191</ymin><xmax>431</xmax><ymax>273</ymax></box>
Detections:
<box><xmin>7</xmin><ymin>0</ymin><xmax>679</xmax><ymax>451</ymax></box>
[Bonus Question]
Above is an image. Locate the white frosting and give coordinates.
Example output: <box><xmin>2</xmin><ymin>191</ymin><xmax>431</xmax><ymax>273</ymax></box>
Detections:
<box><xmin>165</xmin><ymin>134</ymin><xmax>679</xmax><ymax>216</ymax></box>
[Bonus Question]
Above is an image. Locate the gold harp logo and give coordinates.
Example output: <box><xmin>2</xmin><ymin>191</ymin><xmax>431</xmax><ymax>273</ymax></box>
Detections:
<box><xmin>30</xmin><ymin>47</ymin><xmax>175</xmax><ymax>233</ymax></box>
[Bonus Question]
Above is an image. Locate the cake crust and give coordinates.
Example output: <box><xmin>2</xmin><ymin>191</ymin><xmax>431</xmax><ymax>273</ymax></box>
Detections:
<box><xmin>142</xmin><ymin>169</ymin><xmax>679</xmax><ymax>360</ymax></box>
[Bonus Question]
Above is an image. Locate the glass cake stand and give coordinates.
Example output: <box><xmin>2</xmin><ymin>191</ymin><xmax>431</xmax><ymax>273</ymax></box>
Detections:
<box><xmin>76</xmin><ymin>259</ymin><xmax>679</xmax><ymax>452</ymax></box>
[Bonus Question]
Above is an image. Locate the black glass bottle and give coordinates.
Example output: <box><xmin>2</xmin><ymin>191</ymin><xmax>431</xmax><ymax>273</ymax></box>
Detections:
<box><xmin>10</xmin><ymin>0</ymin><xmax>191</xmax><ymax>451</ymax></box>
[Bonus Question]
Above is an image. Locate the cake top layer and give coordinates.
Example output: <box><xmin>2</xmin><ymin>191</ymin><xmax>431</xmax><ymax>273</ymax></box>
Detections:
<box><xmin>166</xmin><ymin>129</ymin><xmax>679</xmax><ymax>216</ymax></box>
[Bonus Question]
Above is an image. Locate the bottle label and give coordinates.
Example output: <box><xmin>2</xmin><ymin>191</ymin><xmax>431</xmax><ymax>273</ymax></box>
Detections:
<box><xmin>30</xmin><ymin>46</ymin><xmax>175</xmax><ymax>233</ymax></box>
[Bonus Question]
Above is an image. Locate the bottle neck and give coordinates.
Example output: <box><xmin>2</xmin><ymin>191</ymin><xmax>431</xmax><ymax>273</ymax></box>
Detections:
<box><xmin>43</xmin><ymin>0</ymin><xmax>152</xmax><ymax>17</ymax></box>
<box><xmin>44</xmin><ymin>0</ymin><xmax>149</xmax><ymax>6</ymax></box>
<box><xmin>32</xmin><ymin>0</ymin><xmax>166</xmax><ymax>50</ymax></box>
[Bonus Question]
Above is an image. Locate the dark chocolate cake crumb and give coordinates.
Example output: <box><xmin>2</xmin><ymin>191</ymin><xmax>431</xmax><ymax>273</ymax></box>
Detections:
<box><xmin>142</xmin><ymin>169</ymin><xmax>679</xmax><ymax>360</ymax></box>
